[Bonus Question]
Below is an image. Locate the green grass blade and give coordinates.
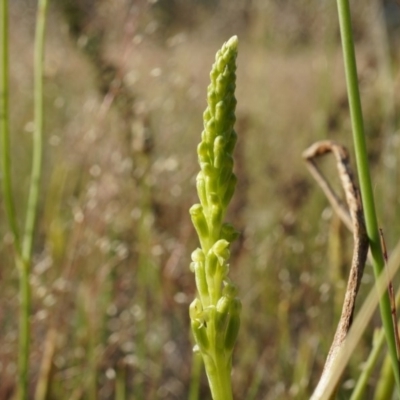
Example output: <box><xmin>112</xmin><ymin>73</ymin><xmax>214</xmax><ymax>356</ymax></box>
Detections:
<box><xmin>22</xmin><ymin>0</ymin><xmax>48</xmax><ymax>261</ymax></box>
<box><xmin>350</xmin><ymin>329</ymin><xmax>386</xmax><ymax>400</ymax></box>
<box><xmin>0</xmin><ymin>0</ymin><xmax>20</xmax><ymax>253</ymax></box>
<box><xmin>336</xmin><ymin>0</ymin><xmax>400</xmax><ymax>393</ymax></box>
<box><xmin>18</xmin><ymin>0</ymin><xmax>48</xmax><ymax>398</ymax></box>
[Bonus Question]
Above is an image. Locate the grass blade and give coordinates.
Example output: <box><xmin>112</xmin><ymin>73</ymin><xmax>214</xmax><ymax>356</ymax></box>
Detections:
<box><xmin>336</xmin><ymin>0</ymin><xmax>400</xmax><ymax>393</ymax></box>
<box><xmin>0</xmin><ymin>0</ymin><xmax>20</xmax><ymax>252</ymax></box>
<box><xmin>20</xmin><ymin>0</ymin><xmax>48</xmax><ymax>398</ymax></box>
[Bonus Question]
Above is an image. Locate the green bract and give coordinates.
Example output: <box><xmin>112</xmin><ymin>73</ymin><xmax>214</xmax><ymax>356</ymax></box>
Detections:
<box><xmin>189</xmin><ymin>35</ymin><xmax>240</xmax><ymax>400</ymax></box>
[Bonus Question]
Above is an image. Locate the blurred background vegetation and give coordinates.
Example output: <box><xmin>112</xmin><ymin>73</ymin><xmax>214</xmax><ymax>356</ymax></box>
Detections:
<box><xmin>1</xmin><ymin>0</ymin><xmax>400</xmax><ymax>399</ymax></box>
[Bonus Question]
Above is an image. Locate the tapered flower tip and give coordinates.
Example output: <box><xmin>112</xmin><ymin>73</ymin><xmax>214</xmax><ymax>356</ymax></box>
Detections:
<box><xmin>226</xmin><ymin>36</ymin><xmax>238</xmax><ymax>50</ymax></box>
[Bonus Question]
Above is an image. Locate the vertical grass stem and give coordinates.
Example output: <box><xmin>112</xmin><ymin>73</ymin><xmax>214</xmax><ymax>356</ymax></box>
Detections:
<box><xmin>22</xmin><ymin>0</ymin><xmax>48</xmax><ymax>261</ymax></box>
<box><xmin>0</xmin><ymin>0</ymin><xmax>20</xmax><ymax>252</ymax></box>
<box><xmin>336</xmin><ymin>0</ymin><xmax>400</xmax><ymax>392</ymax></box>
<box><xmin>19</xmin><ymin>0</ymin><xmax>48</xmax><ymax>396</ymax></box>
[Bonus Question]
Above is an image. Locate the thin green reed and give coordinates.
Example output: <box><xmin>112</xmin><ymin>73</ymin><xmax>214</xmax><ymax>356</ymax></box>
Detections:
<box><xmin>0</xmin><ymin>0</ymin><xmax>20</xmax><ymax>250</ymax></box>
<box><xmin>0</xmin><ymin>0</ymin><xmax>48</xmax><ymax>398</ymax></box>
<box><xmin>336</xmin><ymin>0</ymin><xmax>400</xmax><ymax>393</ymax></box>
<box><xmin>23</xmin><ymin>0</ymin><xmax>48</xmax><ymax>261</ymax></box>
<box><xmin>189</xmin><ymin>36</ymin><xmax>241</xmax><ymax>400</ymax></box>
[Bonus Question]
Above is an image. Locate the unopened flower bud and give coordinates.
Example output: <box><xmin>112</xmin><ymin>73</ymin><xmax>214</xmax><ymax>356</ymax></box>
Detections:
<box><xmin>226</xmin><ymin>129</ymin><xmax>237</xmax><ymax>154</ymax></box>
<box><xmin>197</xmin><ymin>142</ymin><xmax>209</xmax><ymax>164</ymax></box>
<box><xmin>190</xmin><ymin>204</ymin><xmax>209</xmax><ymax>244</ymax></box>
<box><xmin>210</xmin><ymin>203</ymin><xmax>223</xmax><ymax>230</ymax></box>
<box><xmin>205</xmin><ymin>250</ymin><xmax>218</xmax><ymax>277</ymax></box>
<box><xmin>216</xmin><ymin>296</ymin><xmax>231</xmax><ymax>331</ymax></box>
<box><xmin>191</xmin><ymin>248</ymin><xmax>205</xmax><ymax>263</ymax></box>
<box><xmin>191</xmin><ymin>319</ymin><xmax>209</xmax><ymax>353</ymax></box>
<box><xmin>221</xmin><ymin>174</ymin><xmax>237</xmax><ymax>208</ymax></box>
<box><xmin>196</xmin><ymin>172</ymin><xmax>208</xmax><ymax>208</ymax></box>
<box><xmin>212</xmin><ymin>240</ymin><xmax>230</xmax><ymax>265</ymax></box>
<box><xmin>224</xmin><ymin>298</ymin><xmax>241</xmax><ymax>352</ymax></box>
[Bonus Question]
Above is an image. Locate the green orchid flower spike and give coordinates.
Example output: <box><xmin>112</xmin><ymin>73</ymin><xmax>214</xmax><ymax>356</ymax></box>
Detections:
<box><xmin>189</xmin><ymin>35</ymin><xmax>241</xmax><ymax>400</ymax></box>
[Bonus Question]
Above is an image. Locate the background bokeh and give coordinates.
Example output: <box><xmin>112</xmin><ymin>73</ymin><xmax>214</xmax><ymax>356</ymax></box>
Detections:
<box><xmin>2</xmin><ymin>0</ymin><xmax>400</xmax><ymax>398</ymax></box>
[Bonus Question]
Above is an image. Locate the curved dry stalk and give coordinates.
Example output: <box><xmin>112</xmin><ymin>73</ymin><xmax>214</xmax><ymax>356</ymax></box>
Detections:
<box><xmin>303</xmin><ymin>140</ymin><xmax>369</xmax><ymax>399</ymax></box>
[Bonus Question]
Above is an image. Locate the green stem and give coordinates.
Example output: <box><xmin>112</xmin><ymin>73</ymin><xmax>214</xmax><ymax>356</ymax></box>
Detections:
<box><xmin>350</xmin><ymin>329</ymin><xmax>385</xmax><ymax>400</ymax></box>
<box><xmin>18</xmin><ymin>0</ymin><xmax>48</xmax><ymax>398</ymax></box>
<box><xmin>201</xmin><ymin>318</ymin><xmax>233</xmax><ymax>400</ymax></box>
<box><xmin>1</xmin><ymin>1</ymin><xmax>48</xmax><ymax>396</ymax></box>
<box><xmin>18</xmin><ymin>258</ymin><xmax>31</xmax><ymax>400</ymax></box>
<box><xmin>1</xmin><ymin>1</ymin><xmax>27</xmax><ymax>398</ymax></box>
<box><xmin>22</xmin><ymin>0</ymin><xmax>48</xmax><ymax>261</ymax></box>
<box><xmin>374</xmin><ymin>352</ymin><xmax>395</xmax><ymax>399</ymax></box>
<box><xmin>336</xmin><ymin>0</ymin><xmax>400</xmax><ymax>393</ymax></box>
<box><xmin>188</xmin><ymin>352</ymin><xmax>203</xmax><ymax>400</ymax></box>
<box><xmin>203</xmin><ymin>353</ymin><xmax>233</xmax><ymax>400</ymax></box>
<box><xmin>0</xmin><ymin>0</ymin><xmax>20</xmax><ymax>253</ymax></box>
